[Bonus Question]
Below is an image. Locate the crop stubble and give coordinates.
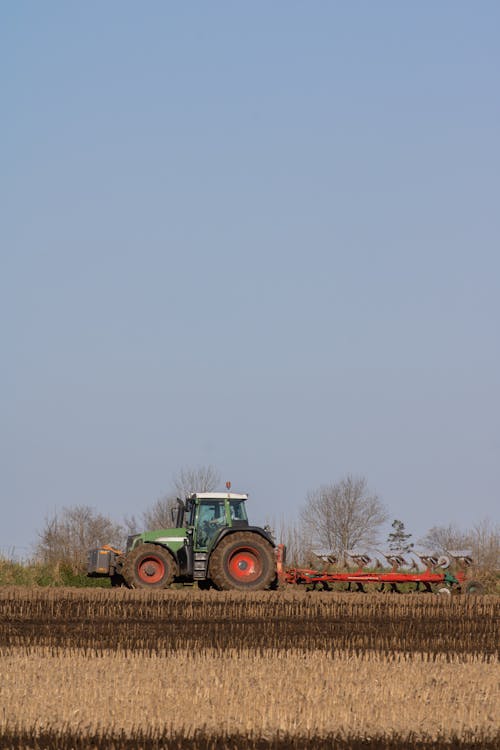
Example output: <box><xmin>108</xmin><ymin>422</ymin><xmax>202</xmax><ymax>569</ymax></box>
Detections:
<box><xmin>0</xmin><ymin>588</ymin><xmax>498</xmax><ymax>749</ymax></box>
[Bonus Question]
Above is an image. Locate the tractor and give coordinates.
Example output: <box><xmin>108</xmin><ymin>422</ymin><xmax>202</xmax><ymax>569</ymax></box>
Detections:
<box><xmin>88</xmin><ymin>490</ymin><xmax>277</xmax><ymax>591</ymax></box>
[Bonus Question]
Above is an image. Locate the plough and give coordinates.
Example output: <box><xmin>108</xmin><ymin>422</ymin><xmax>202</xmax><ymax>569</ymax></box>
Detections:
<box><xmin>275</xmin><ymin>546</ymin><xmax>481</xmax><ymax>594</ymax></box>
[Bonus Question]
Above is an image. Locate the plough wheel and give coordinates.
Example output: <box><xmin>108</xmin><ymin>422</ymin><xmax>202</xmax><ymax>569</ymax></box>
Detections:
<box><xmin>123</xmin><ymin>543</ymin><xmax>177</xmax><ymax>589</ymax></box>
<box><xmin>209</xmin><ymin>532</ymin><xmax>275</xmax><ymax>591</ymax></box>
<box><xmin>465</xmin><ymin>580</ymin><xmax>484</xmax><ymax>595</ymax></box>
<box><xmin>436</xmin><ymin>585</ymin><xmax>452</xmax><ymax>596</ymax></box>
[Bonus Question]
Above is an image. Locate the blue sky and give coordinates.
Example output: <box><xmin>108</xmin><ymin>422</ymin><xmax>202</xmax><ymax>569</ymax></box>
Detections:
<box><xmin>1</xmin><ymin>2</ymin><xmax>499</xmax><ymax>558</ymax></box>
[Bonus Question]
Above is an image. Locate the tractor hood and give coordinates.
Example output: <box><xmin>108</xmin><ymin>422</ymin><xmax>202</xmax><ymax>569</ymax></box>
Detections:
<box><xmin>133</xmin><ymin>528</ymin><xmax>188</xmax><ymax>554</ymax></box>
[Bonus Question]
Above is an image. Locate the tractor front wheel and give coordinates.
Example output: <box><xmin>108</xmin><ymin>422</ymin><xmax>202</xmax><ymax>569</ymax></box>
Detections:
<box><xmin>123</xmin><ymin>544</ymin><xmax>177</xmax><ymax>590</ymax></box>
<box><xmin>209</xmin><ymin>533</ymin><xmax>275</xmax><ymax>591</ymax></box>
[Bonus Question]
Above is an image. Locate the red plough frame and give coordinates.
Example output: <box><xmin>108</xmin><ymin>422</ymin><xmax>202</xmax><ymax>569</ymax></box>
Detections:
<box><xmin>275</xmin><ymin>545</ymin><xmax>466</xmax><ymax>591</ymax></box>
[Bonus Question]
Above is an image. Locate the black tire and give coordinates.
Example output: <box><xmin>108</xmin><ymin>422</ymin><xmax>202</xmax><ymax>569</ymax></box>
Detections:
<box><xmin>123</xmin><ymin>543</ymin><xmax>177</xmax><ymax>590</ymax></box>
<box><xmin>197</xmin><ymin>579</ymin><xmax>212</xmax><ymax>591</ymax></box>
<box><xmin>209</xmin><ymin>532</ymin><xmax>275</xmax><ymax>591</ymax></box>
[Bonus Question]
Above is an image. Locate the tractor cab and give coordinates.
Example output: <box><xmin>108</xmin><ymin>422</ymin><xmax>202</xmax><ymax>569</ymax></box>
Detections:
<box><xmin>186</xmin><ymin>493</ymin><xmax>249</xmax><ymax>550</ymax></box>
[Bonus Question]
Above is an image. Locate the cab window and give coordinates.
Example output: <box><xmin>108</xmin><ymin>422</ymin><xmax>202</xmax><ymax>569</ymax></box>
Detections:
<box><xmin>195</xmin><ymin>501</ymin><xmax>225</xmax><ymax>548</ymax></box>
<box><xmin>229</xmin><ymin>500</ymin><xmax>247</xmax><ymax>521</ymax></box>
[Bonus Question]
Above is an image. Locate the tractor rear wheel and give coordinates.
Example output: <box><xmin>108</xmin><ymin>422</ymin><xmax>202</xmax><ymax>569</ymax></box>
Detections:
<box><xmin>209</xmin><ymin>532</ymin><xmax>275</xmax><ymax>591</ymax></box>
<box><xmin>123</xmin><ymin>544</ymin><xmax>177</xmax><ymax>590</ymax></box>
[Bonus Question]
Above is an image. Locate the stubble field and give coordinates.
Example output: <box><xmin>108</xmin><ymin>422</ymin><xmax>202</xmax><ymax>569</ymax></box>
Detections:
<box><xmin>0</xmin><ymin>587</ymin><xmax>498</xmax><ymax>749</ymax></box>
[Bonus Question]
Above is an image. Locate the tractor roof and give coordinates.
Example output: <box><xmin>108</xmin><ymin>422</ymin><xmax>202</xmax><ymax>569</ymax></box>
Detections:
<box><xmin>190</xmin><ymin>492</ymin><xmax>248</xmax><ymax>501</ymax></box>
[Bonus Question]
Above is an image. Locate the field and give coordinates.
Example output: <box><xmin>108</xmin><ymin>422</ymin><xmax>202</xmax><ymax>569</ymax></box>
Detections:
<box><xmin>0</xmin><ymin>588</ymin><xmax>498</xmax><ymax>749</ymax></box>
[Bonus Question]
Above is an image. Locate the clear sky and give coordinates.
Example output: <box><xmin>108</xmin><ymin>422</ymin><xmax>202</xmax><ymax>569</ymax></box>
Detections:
<box><xmin>1</xmin><ymin>2</ymin><xmax>499</xmax><ymax>558</ymax></box>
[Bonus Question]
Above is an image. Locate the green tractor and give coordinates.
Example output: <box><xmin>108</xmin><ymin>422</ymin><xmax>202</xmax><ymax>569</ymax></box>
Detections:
<box><xmin>88</xmin><ymin>491</ymin><xmax>277</xmax><ymax>591</ymax></box>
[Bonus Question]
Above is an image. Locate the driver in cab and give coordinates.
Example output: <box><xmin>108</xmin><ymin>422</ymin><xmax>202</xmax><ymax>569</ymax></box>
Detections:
<box><xmin>197</xmin><ymin>503</ymin><xmax>224</xmax><ymax>547</ymax></box>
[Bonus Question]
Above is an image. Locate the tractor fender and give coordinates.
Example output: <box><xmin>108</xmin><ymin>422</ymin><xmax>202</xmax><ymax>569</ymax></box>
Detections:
<box><xmin>135</xmin><ymin>540</ymin><xmax>182</xmax><ymax>567</ymax></box>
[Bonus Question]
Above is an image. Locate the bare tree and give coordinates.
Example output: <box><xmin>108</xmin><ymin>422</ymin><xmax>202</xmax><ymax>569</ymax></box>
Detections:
<box><xmin>122</xmin><ymin>514</ymin><xmax>140</xmax><ymax>537</ymax></box>
<box><xmin>420</xmin><ymin>520</ymin><xmax>499</xmax><ymax>570</ymax></box>
<box><xmin>300</xmin><ymin>475</ymin><xmax>388</xmax><ymax>554</ymax></box>
<box><xmin>36</xmin><ymin>505</ymin><xmax>123</xmax><ymax>574</ymax></box>
<box><xmin>470</xmin><ymin>519</ymin><xmax>499</xmax><ymax>570</ymax></box>
<box><xmin>272</xmin><ymin>516</ymin><xmax>311</xmax><ymax>567</ymax></box>
<box><xmin>419</xmin><ymin>523</ymin><xmax>473</xmax><ymax>553</ymax></box>
<box><xmin>142</xmin><ymin>496</ymin><xmax>177</xmax><ymax>530</ymax></box>
<box><xmin>142</xmin><ymin>465</ymin><xmax>220</xmax><ymax>530</ymax></box>
<box><xmin>172</xmin><ymin>465</ymin><xmax>220</xmax><ymax>497</ymax></box>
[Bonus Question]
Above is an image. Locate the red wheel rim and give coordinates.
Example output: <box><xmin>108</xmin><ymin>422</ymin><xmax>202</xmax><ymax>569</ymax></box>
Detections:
<box><xmin>137</xmin><ymin>555</ymin><xmax>165</xmax><ymax>584</ymax></box>
<box><xmin>227</xmin><ymin>546</ymin><xmax>262</xmax><ymax>583</ymax></box>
